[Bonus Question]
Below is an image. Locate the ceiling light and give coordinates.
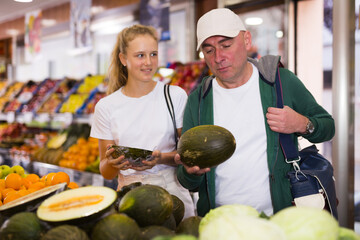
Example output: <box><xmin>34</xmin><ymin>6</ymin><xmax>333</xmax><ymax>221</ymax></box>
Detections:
<box><xmin>6</xmin><ymin>29</ymin><xmax>20</xmax><ymax>36</ymax></box>
<box><xmin>42</xmin><ymin>19</ymin><xmax>57</xmax><ymax>27</ymax></box>
<box><xmin>14</xmin><ymin>0</ymin><xmax>33</xmax><ymax>2</ymax></box>
<box><xmin>276</xmin><ymin>30</ymin><xmax>284</xmax><ymax>38</ymax></box>
<box><xmin>245</xmin><ymin>17</ymin><xmax>263</xmax><ymax>26</ymax></box>
<box><xmin>91</xmin><ymin>6</ymin><xmax>105</xmax><ymax>15</ymax></box>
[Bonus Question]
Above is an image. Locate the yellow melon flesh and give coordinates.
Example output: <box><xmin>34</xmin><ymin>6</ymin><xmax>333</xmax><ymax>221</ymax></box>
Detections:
<box><xmin>37</xmin><ymin>186</ymin><xmax>116</xmax><ymax>222</ymax></box>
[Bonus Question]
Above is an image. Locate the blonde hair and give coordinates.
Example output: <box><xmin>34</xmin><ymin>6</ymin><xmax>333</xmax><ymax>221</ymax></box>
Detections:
<box><xmin>107</xmin><ymin>24</ymin><xmax>158</xmax><ymax>95</ymax></box>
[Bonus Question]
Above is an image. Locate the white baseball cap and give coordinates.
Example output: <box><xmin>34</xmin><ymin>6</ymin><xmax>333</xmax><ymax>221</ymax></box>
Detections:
<box><xmin>196</xmin><ymin>8</ymin><xmax>246</xmax><ymax>50</ymax></box>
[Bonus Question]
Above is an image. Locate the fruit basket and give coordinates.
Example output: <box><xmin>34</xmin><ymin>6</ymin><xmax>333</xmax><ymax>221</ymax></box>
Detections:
<box><xmin>3</xmin><ymin>81</ymin><xmax>39</xmax><ymax>113</ymax></box>
<box><xmin>37</xmin><ymin>78</ymin><xmax>79</xmax><ymax>114</ymax></box>
<box><xmin>19</xmin><ymin>78</ymin><xmax>61</xmax><ymax>114</ymax></box>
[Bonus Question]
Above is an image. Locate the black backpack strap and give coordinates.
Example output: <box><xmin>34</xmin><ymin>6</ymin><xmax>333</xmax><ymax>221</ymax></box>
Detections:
<box><xmin>164</xmin><ymin>84</ymin><xmax>179</xmax><ymax>148</ymax></box>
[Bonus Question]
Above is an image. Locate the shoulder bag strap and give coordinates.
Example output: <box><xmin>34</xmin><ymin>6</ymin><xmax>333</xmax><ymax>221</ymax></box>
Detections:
<box><xmin>164</xmin><ymin>84</ymin><xmax>179</xmax><ymax>148</ymax></box>
<box><xmin>275</xmin><ymin>67</ymin><xmax>300</xmax><ymax>165</ymax></box>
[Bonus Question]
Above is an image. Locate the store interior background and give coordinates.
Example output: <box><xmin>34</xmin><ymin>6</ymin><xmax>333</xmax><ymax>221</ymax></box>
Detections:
<box><xmin>0</xmin><ymin>0</ymin><xmax>358</xmax><ymax>233</ymax></box>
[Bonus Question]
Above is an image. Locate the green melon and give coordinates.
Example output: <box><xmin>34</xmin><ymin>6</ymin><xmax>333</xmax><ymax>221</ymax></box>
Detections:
<box><xmin>0</xmin><ymin>212</ymin><xmax>44</xmax><ymax>240</ymax></box>
<box><xmin>118</xmin><ymin>184</ymin><xmax>173</xmax><ymax>227</ymax></box>
<box><xmin>177</xmin><ymin>125</ymin><xmax>236</xmax><ymax>168</ymax></box>
<box><xmin>110</xmin><ymin>145</ymin><xmax>153</xmax><ymax>166</ymax></box>
<box><xmin>171</xmin><ymin>195</ymin><xmax>185</xmax><ymax>226</ymax></box>
<box><xmin>42</xmin><ymin>225</ymin><xmax>89</xmax><ymax>240</ymax></box>
<box><xmin>37</xmin><ymin>186</ymin><xmax>117</xmax><ymax>225</ymax></box>
<box><xmin>141</xmin><ymin>225</ymin><xmax>175</xmax><ymax>240</ymax></box>
<box><xmin>162</xmin><ymin>214</ymin><xmax>177</xmax><ymax>230</ymax></box>
<box><xmin>176</xmin><ymin>216</ymin><xmax>202</xmax><ymax>237</ymax></box>
<box><xmin>152</xmin><ymin>235</ymin><xmax>198</xmax><ymax>240</ymax></box>
<box><xmin>91</xmin><ymin>213</ymin><xmax>141</xmax><ymax>240</ymax></box>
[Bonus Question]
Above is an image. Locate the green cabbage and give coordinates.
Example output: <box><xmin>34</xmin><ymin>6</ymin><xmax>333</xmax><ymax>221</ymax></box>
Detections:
<box><xmin>338</xmin><ymin>227</ymin><xmax>360</xmax><ymax>240</ymax></box>
<box><xmin>152</xmin><ymin>235</ymin><xmax>198</xmax><ymax>240</ymax></box>
<box><xmin>198</xmin><ymin>204</ymin><xmax>259</xmax><ymax>233</ymax></box>
<box><xmin>271</xmin><ymin>206</ymin><xmax>339</xmax><ymax>240</ymax></box>
<box><xmin>199</xmin><ymin>214</ymin><xmax>286</xmax><ymax>240</ymax></box>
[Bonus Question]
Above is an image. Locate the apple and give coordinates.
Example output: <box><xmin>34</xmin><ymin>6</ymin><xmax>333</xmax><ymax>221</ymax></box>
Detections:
<box><xmin>9</xmin><ymin>165</ymin><xmax>25</xmax><ymax>177</ymax></box>
<box><xmin>0</xmin><ymin>165</ymin><xmax>11</xmax><ymax>178</ymax></box>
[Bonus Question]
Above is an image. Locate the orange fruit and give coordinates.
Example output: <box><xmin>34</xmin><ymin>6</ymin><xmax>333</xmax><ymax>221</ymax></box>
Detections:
<box><xmin>22</xmin><ymin>178</ymin><xmax>32</xmax><ymax>189</ymax></box>
<box><xmin>25</xmin><ymin>174</ymin><xmax>40</xmax><ymax>184</ymax></box>
<box><xmin>51</xmin><ymin>172</ymin><xmax>70</xmax><ymax>185</ymax></box>
<box><xmin>67</xmin><ymin>182</ymin><xmax>79</xmax><ymax>189</ymax></box>
<box><xmin>0</xmin><ymin>179</ymin><xmax>6</xmax><ymax>189</ymax></box>
<box><xmin>44</xmin><ymin>173</ymin><xmax>56</xmax><ymax>186</ymax></box>
<box><xmin>5</xmin><ymin>173</ymin><xmax>23</xmax><ymax>190</ymax></box>
<box><xmin>1</xmin><ymin>188</ymin><xmax>15</xmax><ymax>200</ymax></box>
<box><xmin>17</xmin><ymin>189</ymin><xmax>30</xmax><ymax>197</ymax></box>
<box><xmin>3</xmin><ymin>192</ymin><xmax>22</xmax><ymax>204</ymax></box>
<box><xmin>28</xmin><ymin>181</ymin><xmax>46</xmax><ymax>191</ymax></box>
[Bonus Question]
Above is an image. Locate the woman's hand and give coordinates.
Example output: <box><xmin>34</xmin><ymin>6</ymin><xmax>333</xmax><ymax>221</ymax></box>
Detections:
<box><xmin>131</xmin><ymin>150</ymin><xmax>161</xmax><ymax>171</ymax></box>
<box><xmin>105</xmin><ymin>144</ymin><xmax>131</xmax><ymax>171</ymax></box>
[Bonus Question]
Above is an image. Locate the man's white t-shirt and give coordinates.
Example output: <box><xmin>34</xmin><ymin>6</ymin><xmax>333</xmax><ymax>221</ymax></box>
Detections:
<box><xmin>213</xmin><ymin>63</ymin><xmax>273</xmax><ymax>216</ymax></box>
<box><xmin>90</xmin><ymin>81</ymin><xmax>188</xmax><ymax>176</ymax></box>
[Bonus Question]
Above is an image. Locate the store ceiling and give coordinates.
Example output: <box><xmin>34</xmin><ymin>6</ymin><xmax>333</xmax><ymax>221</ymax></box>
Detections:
<box><xmin>0</xmin><ymin>0</ymin><xmax>69</xmax><ymax>24</ymax></box>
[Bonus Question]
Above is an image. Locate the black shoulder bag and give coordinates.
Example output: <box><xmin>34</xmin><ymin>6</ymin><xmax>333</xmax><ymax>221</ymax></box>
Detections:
<box><xmin>164</xmin><ymin>84</ymin><xmax>179</xmax><ymax>148</ymax></box>
<box><xmin>275</xmin><ymin>67</ymin><xmax>338</xmax><ymax>219</ymax></box>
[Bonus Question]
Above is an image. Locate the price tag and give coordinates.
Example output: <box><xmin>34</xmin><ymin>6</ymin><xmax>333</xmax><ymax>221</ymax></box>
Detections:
<box><xmin>6</xmin><ymin>112</ymin><xmax>15</xmax><ymax>123</ymax></box>
<box><xmin>18</xmin><ymin>92</ymin><xmax>33</xmax><ymax>104</ymax></box>
<box><xmin>23</xmin><ymin>112</ymin><xmax>33</xmax><ymax>123</ymax></box>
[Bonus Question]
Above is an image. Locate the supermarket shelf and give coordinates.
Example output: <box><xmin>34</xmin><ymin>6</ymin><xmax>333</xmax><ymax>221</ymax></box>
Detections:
<box><xmin>0</xmin><ymin>112</ymin><xmax>93</xmax><ymax>128</ymax></box>
<box><xmin>0</xmin><ymin>148</ymin><xmax>117</xmax><ymax>190</ymax></box>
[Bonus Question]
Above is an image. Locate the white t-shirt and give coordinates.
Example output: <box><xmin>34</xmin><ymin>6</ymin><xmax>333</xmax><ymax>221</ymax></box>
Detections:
<box><xmin>213</xmin><ymin>63</ymin><xmax>273</xmax><ymax>216</ymax></box>
<box><xmin>90</xmin><ymin>81</ymin><xmax>188</xmax><ymax>176</ymax></box>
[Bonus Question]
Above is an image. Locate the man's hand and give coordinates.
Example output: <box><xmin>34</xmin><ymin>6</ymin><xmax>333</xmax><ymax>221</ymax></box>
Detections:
<box><xmin>266</xmin><ymin>106</ymin><xmax>308</xmax><ymax>134</ymax></box>
<box><xmin>174</xmin><ymin>153</ymin><xmax>210</xmax><ymax>176</ymax></box>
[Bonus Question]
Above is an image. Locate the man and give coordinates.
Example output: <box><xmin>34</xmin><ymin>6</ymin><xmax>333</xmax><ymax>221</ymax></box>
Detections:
<box><xmin>175</xmin><ymin>8</ymin><xmax>335</xmax><ymax>217</ymax></box>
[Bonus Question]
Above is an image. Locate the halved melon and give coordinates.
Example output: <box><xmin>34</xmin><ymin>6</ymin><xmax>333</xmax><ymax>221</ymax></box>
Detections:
<box><xmin>0</xmin><ymin>182</ymin><xmax>67</xmax><ymax>217</ymax></box>
<box><xmin>37</xmin><ymin>186</ymin><xmax>117</xmax><ymax>224</ymax></box>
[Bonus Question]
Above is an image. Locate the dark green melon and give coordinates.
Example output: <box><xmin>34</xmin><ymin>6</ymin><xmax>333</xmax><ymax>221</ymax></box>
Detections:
<box><xmin>162</xmin><ymin>214</ymin><xmax>176</xmax><ymax>230</ymax></box>
<box><xmin>110</xmin><ymin>145</ymin><xmax>153</xmax><ymax>166</ymax></box>
<box><xmin>176</xmin><ymin>216</ymin><xmax>202</xmax><ymax>237</ymax></box>
<box><xmin>115</xmin><ymin>182</ymin><xmax>142</xmax><ymax>211</ymax></box>
<box><xmin>0</xmin><ymin>212</ymin><xmax>44</xmax><ymax>240</ymax></box>
<box><xmin>141</xmin><ymin>225</ymin><xmax>175</xmax><ymax>240</ymax></box>
<box><xmin>42</xmin><ymin>225</ymin><xmax>89</xmax><ymax>240</ymax></box>
<box><xmin>118</xmin><ymin>184</ymin><xmax>173</xmax><ymax>227</ymax></box>
<box><xmin>91</xmin><ymin>213</ymin><xmax>141</xmax><ymax>240</ymax></box>
<box><xmin>171</xmin><ymin>195</ymin><xmax>185</xmax><ymax>226</ymax></box>
<box><xmin>177</xmin><ymin>125</ymin><xmax>236</xmax><ymax>168</ymax></box>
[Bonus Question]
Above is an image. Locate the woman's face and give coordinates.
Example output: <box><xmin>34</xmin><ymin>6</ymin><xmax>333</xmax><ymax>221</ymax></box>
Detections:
<box><xmin>120</xmin><ymin>34</ymin><xmax>158</xmax><ymax>83</ymax></box>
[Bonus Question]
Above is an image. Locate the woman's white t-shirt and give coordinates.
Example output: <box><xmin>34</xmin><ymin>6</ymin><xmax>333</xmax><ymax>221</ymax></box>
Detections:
<box><xmin>213</xmin><ymin>63</ymin><xmax>274</xmax><ymax>216</ymax></box>
<box><xmin>90</xmin><ymin>81</ymin><xmax>188</xmax><ymax>176</ymax></box>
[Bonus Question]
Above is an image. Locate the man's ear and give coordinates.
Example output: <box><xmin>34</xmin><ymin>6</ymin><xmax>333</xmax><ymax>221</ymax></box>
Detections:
<box><xmin>119</xmin><ymin>52</ymin><xmax>126</xmax><ymax>66</ymax></box>
<box><xmin>244</xmin><ymin>31</ymin><xmax>252</xmax><ymax>50</ymax></box>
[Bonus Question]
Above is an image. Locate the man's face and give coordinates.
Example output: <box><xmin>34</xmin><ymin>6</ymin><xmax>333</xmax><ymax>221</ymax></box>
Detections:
<box><xmin>201</xmin><ymin>31</ymin><xmax>252</xmax><ymax>87</ymax></box>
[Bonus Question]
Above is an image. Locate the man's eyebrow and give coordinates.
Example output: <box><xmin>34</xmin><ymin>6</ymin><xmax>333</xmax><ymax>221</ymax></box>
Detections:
<box><xmin>202</xmin><ymin>37</ymin><xmax>233</xmax><ymax>49</ymax></box>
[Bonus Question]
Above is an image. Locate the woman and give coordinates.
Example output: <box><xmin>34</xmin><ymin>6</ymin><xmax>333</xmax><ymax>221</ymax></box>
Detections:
<box><xmin>90</xmin><ymin>24</ymin><xmax>195</xmax><ymax>219</ymax></box>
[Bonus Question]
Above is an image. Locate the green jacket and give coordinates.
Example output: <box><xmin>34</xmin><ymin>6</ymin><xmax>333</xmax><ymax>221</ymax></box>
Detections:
<box><xmin>176</xmin><ymin>55</ymin><xmax>335</xmax><ymax>217</ymax></box>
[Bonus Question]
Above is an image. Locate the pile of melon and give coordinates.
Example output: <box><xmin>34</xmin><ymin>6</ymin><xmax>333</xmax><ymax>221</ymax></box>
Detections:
<box><xmin>0</xmin><ymin>182</ymin><xmax>200</xmax><ymax>240</ymax></box>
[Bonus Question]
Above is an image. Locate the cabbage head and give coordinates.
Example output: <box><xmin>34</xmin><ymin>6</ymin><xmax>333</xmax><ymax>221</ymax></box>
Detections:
<box><xmin>199</xmin><ymin>214</ymin><xmax>286</xmax><ymax>240</ymax></box>
<box><xmin>271</xmin><ymin>206</ymin><xmax>339</xmax><ymax>240</ymax></box>
<box><xmin>338</xmin><ymin>227</ymin><xmax>360</xmax><ymax>240</ymax></box>
<box><xmin>199</xmin><ymin>204</ymin><xmax>259</xmax><ymax>233</ymax></box>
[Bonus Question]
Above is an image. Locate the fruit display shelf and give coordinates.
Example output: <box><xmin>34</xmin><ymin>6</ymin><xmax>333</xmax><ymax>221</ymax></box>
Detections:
<box><xmin>0</xmin><ymin>148</ymin><xmax>117</xmax><ymax>190</ymax></box>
